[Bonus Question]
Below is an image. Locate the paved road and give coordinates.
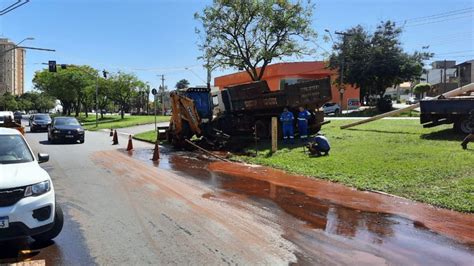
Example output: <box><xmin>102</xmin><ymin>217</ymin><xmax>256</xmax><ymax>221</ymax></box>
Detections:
<box><xmin>0</xmin><ymin>123</ymin><xmax>472</xmax><ymax>265</ymax></box>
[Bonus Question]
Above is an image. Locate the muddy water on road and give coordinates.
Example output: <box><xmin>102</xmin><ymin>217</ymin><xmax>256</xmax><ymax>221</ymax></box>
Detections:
<box><xmin>126</xmin><ymin>147</ymin><xmax>473</xmax><ymax>265</ymax></box>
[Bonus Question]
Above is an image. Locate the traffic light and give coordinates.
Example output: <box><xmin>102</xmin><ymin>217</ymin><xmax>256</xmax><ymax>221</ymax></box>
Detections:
<box><xmin>102</xmin><ymin>70</ymin><xmax>108</xmax><ymax>79</ymax></box>
<box><xmin>48</xmin><ymin>61</ymin><xmax>57</xmax><ymax>72</ymax></box>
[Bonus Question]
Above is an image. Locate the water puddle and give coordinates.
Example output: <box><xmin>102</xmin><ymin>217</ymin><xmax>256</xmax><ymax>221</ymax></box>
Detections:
<box><xmin>124</xmin><ymin>147</ymin><xmax>474</xmax><ymax>264</ymax></box>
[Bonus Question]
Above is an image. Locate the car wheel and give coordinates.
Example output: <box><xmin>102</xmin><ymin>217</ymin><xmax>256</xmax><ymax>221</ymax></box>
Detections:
<box><xmin>334</xmin><ymin>109</ymin><xmax>340</xmax><ymax>114</ymax></box>
<box><xmin>79</xmin><ymin>138</ymin><xmax>85</xmax><ymax>144</ymax></box>
<box><xmin>32</xmin><ymin>205</ymin><xmax>64</xmax><ymax>242</ymax></box>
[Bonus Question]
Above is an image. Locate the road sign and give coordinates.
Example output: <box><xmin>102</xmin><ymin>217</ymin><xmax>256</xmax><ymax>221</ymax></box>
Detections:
<box><xmin>152</xmin><ymin>88</ymin><xmax>158</xmax><ymax>95</ymax></box>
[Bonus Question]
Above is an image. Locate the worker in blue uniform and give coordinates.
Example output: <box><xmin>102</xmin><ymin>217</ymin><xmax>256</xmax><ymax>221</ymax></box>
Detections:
<box><xmin>297</xmin><ymin>106</ymin><xmax>311</xmax><ymax>142</ymax></box>
<box><xmin>307</xmin><ymin>134</ymin><xmax>331</xmax><ymax>156</ymax></box>
<box><xmin>280</xmin><ymin>107</ymin><xmax>294</xmax><ymax>144</ymax></box>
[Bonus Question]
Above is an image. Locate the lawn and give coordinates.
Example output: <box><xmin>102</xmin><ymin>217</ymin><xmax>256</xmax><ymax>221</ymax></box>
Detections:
<box><xmin>75</xmin><ymin>114</ymin><xmax>170</xmax><ymax>131</ymax></box>
<box><xmin>340</xmin><ymin>107</ymin><xmax>419</xmax><ymax>117</ymax></box>
<box><xmin>235</xmin><ymin>119</ymin><xmax>474</xmax><ymax>213</ymax></box>
<box><xmin>134</xmin><ymin>130</ymin><xmax>160</xmax><ymax>143</ymax></box>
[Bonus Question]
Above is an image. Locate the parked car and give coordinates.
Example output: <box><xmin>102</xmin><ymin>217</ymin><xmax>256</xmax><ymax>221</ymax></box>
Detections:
<box><xmin>406</xmin><ymin>97</ymin><xmax>419</xmax><ymax>105</ymax></box>
<box><xmin>0</xmin><ymin>127</ymin><xmax>63</xmax><ymax>242</ymax></box>
<box><xmin>0</xmin><ymin>111</ymin><xmax>14</xmax><ymax>125</ymax></box>
<box><xmin>29</xmin><ymin>113</ymin><xmax>52</xmax><ymax>132</ymax></box>
<box><xmin>48</xmin><ymin>117</ymin><xmax>85</xmax><ymax>144</ymax></box>
<box><xmin>322</xmin><ymin>102</ymin><xmax>341</xmax><ymax>115</ymax></box>
<box><xmin>13</xmin><ymin>111</ymin><xmax>23</xmax><ymax>124</ymax></box>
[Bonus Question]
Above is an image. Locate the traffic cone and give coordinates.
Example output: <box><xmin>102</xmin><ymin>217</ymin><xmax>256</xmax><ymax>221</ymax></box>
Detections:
<box><xmin>151</xmin><ymin>140</ymin><xmax>160</xmax><ymax>161</ymax></box>
<box><xmin>109</xmin><ymin>128</ymin><xmax>113</xmax><ymax>137</ymax></box>
<box><xmin>112</xmin><ymin>130</ymin><xmax>119</xmax><ymax>145</ymax></box>
<box><xmin>126</xmin><ymin>135</ymin><xmax>134</xmax><ymax>151</ymax></box>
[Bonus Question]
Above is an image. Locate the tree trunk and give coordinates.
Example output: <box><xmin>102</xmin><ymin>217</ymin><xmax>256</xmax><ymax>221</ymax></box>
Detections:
<box><xmin>121</xmin><ymin>106</ymin><xmax>125</xmax><ymax>119</ymax></box>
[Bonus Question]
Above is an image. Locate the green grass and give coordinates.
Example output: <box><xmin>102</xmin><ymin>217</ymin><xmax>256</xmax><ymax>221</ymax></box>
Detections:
<box><xmin>340</xmin><ymin>107</ymin><xmax>419</xmax><ymax>117</ymax></box>
<box><xmin>235</xmin><ymin>119</ymin><xmax>474</xmax><ymax>212</ymax></box>
<box><xmin>134</xmin><ymin>130</ymin><xmax>160</xmax><ymax>143</ymax></box>
<box><xmin>74</xmin><ymin>114</ymin><xmax>170</xmax><ymax>131</ymax></box>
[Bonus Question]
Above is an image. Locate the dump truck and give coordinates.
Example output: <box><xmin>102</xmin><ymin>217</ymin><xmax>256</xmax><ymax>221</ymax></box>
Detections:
<box><xmin>420</xmin><ymin>96</ymin><xmax>474</xmax><ymax>134</ymax></box>
<box><xmin>166</xmin><ymin>77</ymin><xmax>333</xmax><ymax>149</ymax></box>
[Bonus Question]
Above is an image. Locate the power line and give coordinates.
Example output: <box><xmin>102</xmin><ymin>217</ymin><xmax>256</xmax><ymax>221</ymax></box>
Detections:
<box><xmin>0</xmin><ymin>0</ymin><xmax>29</xmax><ymax>16</ymax></box>
<box><xmin>396</xmin><ymin>7</ymin><xmax>473</xmax><ymax>24</ymax></box>
<box><xmin>434</xmin><ymin>50</ymin><xmax>474</xmax><ymax>55</ymax></box>
<box><xmin>404</xmin><ymin>14</ymin><xmax>473</xmax><ymax>27</ymax></box>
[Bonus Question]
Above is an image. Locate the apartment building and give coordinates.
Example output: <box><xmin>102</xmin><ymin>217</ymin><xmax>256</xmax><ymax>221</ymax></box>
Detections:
<box><xmin>0</xmin><ymin>38</ymin><xmax>25</xmax><ymax>95</ymax></box>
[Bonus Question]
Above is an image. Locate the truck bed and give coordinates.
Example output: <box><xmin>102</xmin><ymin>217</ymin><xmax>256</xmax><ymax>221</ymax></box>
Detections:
<box><xmin>420</xmin><ymin>97</ymin><xmax>474</xmax><ymax>125</ymax></box>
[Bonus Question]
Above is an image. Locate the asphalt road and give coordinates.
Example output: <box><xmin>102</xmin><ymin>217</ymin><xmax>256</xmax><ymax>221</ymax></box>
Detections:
<box><xmin>1</xmin><ymin>122</ymin><xmax>472</xmax><ymax>265</ymax></box>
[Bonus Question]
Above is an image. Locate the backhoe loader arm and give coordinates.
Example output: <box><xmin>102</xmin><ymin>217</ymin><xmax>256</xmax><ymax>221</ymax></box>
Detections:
<box><xmin>169</xmin><ymin>91</ymin><xmax>202</xmax><ymax>137</ymax></box>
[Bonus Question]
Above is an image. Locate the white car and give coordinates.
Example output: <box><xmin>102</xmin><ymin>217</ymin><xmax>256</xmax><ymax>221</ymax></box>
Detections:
<box><xmin>322</xmin><ymin>102</ymin><xmax>341</xmax><ymax>115</ymax></box>
<box><xmin>0</xmin><ymin>128</ymin><xmax>63</xmax><ymax>242</ymax></box>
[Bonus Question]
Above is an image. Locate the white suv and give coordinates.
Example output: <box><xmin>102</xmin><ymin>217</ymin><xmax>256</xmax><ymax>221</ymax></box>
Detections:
<box><xmin>0</xmin><ymin>128</ymin><xmax>63</xmax><ymax>242</ymax></box>
<box><xmin>322</xmin><ymin>102</ymin><xmax>341</xmax><ymax>115</ymax></box>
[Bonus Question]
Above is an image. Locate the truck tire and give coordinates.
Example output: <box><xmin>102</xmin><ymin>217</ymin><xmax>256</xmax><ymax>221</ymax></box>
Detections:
<box><xmin>456</xmin><ymin>117</ymin><xmax>474</xmax><ymax>134</ymax></box>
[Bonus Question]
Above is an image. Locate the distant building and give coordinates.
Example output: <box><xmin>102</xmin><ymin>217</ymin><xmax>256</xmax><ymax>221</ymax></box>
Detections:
<box><xmin>420</xmin><ymin>60</ymin><xmax>458</xmax><ymax>96</ymax></box>
<box><xmin>214</xmin><ymin>61</ymin><xmax>359</xmax><ymax>109</ymax></box>
<box><xmin>456</xmin><ymin>59</ymin><xmax>474</xmax><ymax>87</ymax></box>
<box><xmin>0</xmin><ymin>38</ymin><xmax>25</xmax><ymax>96</ymax></box>
<box><xmin>385</xmin><ymin>81</ymin><xmax>413</xmax><ymax>100</ymax></box>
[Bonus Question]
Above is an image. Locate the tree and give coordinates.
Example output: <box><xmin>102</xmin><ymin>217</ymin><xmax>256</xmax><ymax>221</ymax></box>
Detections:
<box><xmin>413</xmin><ymin>83</ymin><xmax>431</xmax><ymax>98</ymax></box>
<box><xmin>329</xmin><ymin>21</ymin><xmax>432</xmax><ymax>104</ymax></box>
<box><xmin>0</xmin><ymin>92</ymin><xmax>18</xmax><ymax>111</ymax></box>
<box><xmin>17</xmin><ymin>91</ymin><xmax>55</xmax><ymax>113</ymax></box>
<box><xmin>109</xmin><ymin>72</ymin><xmax>144</xmax><ymax>119</ymax></box>
<box><xmin>33</xmin><ymin>65</ymin><xmax>96</xmax><ymax>115</ymax></box>
<box><xmin>175</xmin><ymin>79</ymin><xmax>190</xmax><ymax>89</ymax></box>
<box><xmin>195</xmin><ymin>0</ymin><xmax>316</xmax><ymax>81</ymax></box>
<box><xmin>97</xmin><ymin>77</ymin><xmax>113</xmax><ymax>119</ymax></box>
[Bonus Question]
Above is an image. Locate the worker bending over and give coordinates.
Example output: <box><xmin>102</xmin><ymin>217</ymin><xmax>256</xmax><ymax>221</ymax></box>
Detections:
<box><xmin>297</xmin><ymin>106</ymin><xmax>311</xmax><ymax>142</ymax></box>
<box><xmin>280</xmin><ymin>107</ymin><xmax>294</xmax><ymax>144</ymax></box>
<box><xmin>307</xmin><ymin>134</ymin><xmax>331</xmax><ymax>156</ymax></box>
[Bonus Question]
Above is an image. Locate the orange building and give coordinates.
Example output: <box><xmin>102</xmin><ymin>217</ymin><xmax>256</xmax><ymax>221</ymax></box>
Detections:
<box><xmin>214</xmin><ymin>61</ymin><xmax>360</xmax><ymax>109</ymax></box>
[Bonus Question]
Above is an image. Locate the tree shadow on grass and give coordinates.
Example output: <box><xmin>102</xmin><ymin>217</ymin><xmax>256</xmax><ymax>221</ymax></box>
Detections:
<box><xmin>420</xmin><ymin>128</ymin><xmax>465</xmax><ymax>141</ymax></box>
<box><xmin>346</xmin><ymin>128</ymin><xmax>419</xmax><ymax>135</ymax></box>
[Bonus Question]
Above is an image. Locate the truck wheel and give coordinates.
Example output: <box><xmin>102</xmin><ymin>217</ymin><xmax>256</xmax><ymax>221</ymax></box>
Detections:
<box><xmin>457</xmin><ymin>117</ymin><xmax>474</xmax><ymax>134</ymax></box>
<box><xmin>32</xmin><ymin>205</ymin><xmax>64</xmax><ymax>242</ymax></box>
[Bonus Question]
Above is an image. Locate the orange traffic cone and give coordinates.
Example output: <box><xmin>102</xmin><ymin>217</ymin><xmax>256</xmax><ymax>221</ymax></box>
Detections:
<box><xmin>151</xmin><ymin>140</ymin><xmax>160</xmax><ymax>161</ymax></box>
<box><xmin>112</xmin><ymin>130</ymin><xmax>119</xmax><ymax>145</ymax></box>
<box><xmin>126</xmin><ymin>135</ymin><xmax>134</xmax><ymax>151</ymax></box>
<box><xmin>109</xmin><ymin>128</ymin><xmax>114</xmax><ymax>137</ymax></box>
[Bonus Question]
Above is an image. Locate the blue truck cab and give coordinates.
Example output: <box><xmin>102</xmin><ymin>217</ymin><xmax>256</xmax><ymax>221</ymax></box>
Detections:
<box><xmin>183</xmin><ymin>87</ymin><xmax>213</xmax><ymax>121</ymax></box>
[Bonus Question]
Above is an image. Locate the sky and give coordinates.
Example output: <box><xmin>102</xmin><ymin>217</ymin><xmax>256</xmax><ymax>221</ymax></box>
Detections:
<box><xmin>0</xmin><ymin>0</ymin><xmax>473</xmax><ymax>93</ymax></box>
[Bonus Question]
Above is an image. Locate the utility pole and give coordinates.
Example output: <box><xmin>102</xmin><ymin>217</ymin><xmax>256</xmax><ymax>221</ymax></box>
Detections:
<box><xmin>335</xmin><ymin>31</ymin><xmax>353</xmax><ymax>113</ymax></box>
<box><xmin>443</xmin><ymin>59</ymin><xmax>447</xmax><ymax>93</ymax></box>
<box><xmin>160</xmin><ymin>74</ymin><xmax>165</xmax><ymax>115</ymax></box>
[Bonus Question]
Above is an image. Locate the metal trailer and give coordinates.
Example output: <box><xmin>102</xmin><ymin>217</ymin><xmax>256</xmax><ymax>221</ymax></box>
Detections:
<box><xmin>214</xmin><ymin>78</ymin><xmax>332</xmax><ymax>138</ymax></box>
<box><xmin>420</xmin><ymin>97</ymin><xmax>474</xmax><ymax>134</ymax></box>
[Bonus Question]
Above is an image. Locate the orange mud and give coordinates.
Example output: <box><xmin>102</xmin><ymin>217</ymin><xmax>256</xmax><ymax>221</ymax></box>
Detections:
<box><xmin>208</xmin><ymin>161</ymin><xmax>474</xmax><ymax>245</ymax></box>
